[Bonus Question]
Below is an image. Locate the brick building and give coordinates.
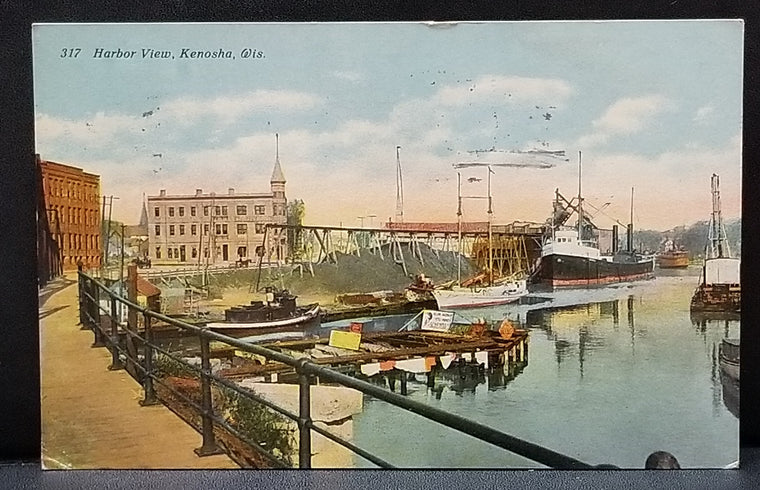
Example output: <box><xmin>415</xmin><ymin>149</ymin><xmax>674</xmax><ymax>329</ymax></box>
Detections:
<box><xmin>147</xmin><ymin>153</ymin><xmax>287</xmax><ymax>265</ymax></box>
<box><xmin>37</xmin><ymin>155</ymin><xmax>101</xmax><ymax>270</ymax></box>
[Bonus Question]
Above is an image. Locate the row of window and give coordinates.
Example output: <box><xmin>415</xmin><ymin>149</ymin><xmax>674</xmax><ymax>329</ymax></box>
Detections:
<box><xmin>154</xmin><ymin>245</ymin><xmax>249</xmax><ymax>260</ymax></box>
<box><xmin>154</xmin><ymin>222</ymin><xmax>267</xmax><ymax>236</ymax></box>
<box><xmin>61</xmin><ymin>232</ymin><xmax>99</xmax><ymax>252</ymax></box>
<box><xmin>154</xmin><ymin>204</ymin><xmax>270</xmax><ymax>218</ymax></box>
<box><xmin>48</xmin><ymin>205</ymin><xmax>99</xmax><ymax>228</ymax></box>
<box><xmin>44</xmin><ymin>176</ymin><xmax>98</xmax><ymax>203</ymax></box>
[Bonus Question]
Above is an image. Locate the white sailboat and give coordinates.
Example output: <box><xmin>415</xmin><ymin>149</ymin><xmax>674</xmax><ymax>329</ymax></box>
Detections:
<box><xmin>432</xmin><ymin>168</ymin><xmax>528</xmax><ymax>309</ymax></box>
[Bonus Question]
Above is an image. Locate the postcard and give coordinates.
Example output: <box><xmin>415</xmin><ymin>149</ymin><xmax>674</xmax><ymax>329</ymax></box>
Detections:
<box><xmin>33</xmin><ymin>21</ymin><xmax>742</xmax><ymax>470</ymax></box>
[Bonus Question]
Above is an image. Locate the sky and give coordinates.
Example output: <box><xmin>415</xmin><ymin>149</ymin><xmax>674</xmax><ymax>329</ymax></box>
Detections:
<box><xmin>32</xmin><ymin>21</ymin><xmax>743</xmax><ymax>231</ymax></box>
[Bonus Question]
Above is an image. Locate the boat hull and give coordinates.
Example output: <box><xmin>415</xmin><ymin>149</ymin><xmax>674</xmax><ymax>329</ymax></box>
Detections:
<box><xmin>657</xmin><ymin>251</ymin><xmax>690</xmax><ymax>268</ymax></box>
<box><xmin>205</xmin><ymin>304</ymin><xmax>321</xmax><ymax>336</ymax></box>
<box><xmin>533</xmin><ymin>253</ymin><xmax>655</xmax><ymax>289</ymax></box>
<box><xmin>432</xmin><ymin>283</ymin><xmax>528</xmax><ymax>309</ymax></box>
<box><xmin>690</xmin><ymin>284</ymin><xmax>741</xmax><ymax>312</ymax></box>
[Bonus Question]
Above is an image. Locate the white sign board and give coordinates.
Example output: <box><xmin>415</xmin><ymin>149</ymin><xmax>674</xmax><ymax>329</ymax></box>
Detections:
<box><xmin>420</xmin><ymin>310</ymin><xmax>454</xmax><ymax>332</ymax></box>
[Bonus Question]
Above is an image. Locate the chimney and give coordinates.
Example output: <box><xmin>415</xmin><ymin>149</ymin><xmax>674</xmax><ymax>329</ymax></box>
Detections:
<box><xmin>159</xmin><ymin>189</ymin><xmax>166</xmax><ymax>197</ymax></box>
<box><xmin>228</xmin><ymin>187</ymin><xmax>235</xmax><ymax>195</ymax></box>
<box><xmin>195</xmin><ymin>188</ymin><xmax>203</xmax><ymax>196</ymax></box>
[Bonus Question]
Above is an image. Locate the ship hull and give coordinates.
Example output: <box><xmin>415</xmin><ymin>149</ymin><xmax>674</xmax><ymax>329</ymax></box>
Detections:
<box><xmin>533</xmin><ymin>253</ymin><xmax>655</xmax><ymax>289</ymax></box>
<box><xmin>657</xmin><ymin>251</ymin><xmax>690</xmax><ymax>268</ymax></box>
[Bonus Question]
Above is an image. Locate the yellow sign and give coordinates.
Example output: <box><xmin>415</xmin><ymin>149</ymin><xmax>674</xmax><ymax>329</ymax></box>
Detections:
<box><xmin>329</xmin><ymin>330</ymin><xmax>362</xmax><ymax>351</ymax></box>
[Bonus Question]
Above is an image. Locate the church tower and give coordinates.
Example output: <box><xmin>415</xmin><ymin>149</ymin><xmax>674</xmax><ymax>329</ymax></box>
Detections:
<box><xmin>270</xmin><ymin>133</ymin><xmax>287</xmax><ymax>224</ymax></box>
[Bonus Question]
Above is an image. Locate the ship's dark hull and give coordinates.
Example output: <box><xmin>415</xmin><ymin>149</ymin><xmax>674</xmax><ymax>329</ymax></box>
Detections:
<box><xmin>690</xmin><ymin>283</ymin><xmax>741</xmax><ymax>312</ymax></box>
<box><xmin>533</xmin><ymin>253</ymin><xmax>654</xmax><ymax>289</ymax></box>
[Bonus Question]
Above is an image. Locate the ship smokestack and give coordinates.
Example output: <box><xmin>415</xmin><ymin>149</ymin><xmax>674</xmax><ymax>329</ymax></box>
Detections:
<box><xmin>612</xmin><ymin>225</ymin><xmax>619</xmax><ymax>254</ymax></box>
<box><xmin>627</xmin><ymin>224</ymin><xmax>633</xmax><ymax>252</ymax></box>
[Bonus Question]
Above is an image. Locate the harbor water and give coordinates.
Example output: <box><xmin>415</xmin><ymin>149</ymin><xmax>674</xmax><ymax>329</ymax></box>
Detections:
<box><xmin>346</xmin><ymin>267</ymin><xmax>739</xmax><ymax>469</ymax></box>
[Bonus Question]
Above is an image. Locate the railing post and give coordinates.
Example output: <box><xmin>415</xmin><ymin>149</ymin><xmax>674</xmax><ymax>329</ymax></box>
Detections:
<box><xmin>108</xmin><ymin>296</ymin><xmax>125</xmax><ymax>370</ymax></box>
<box><xmin>195</xmin><ymin>334</ymin><xmax>223</xmax><ymax>456</ymax></box>
<box><xmin>76</xmin><ymin>266</ymin><xmax>84</xmax><ymax>326</ymax></box>
<box><xmin>140</xmin><ymin>312</ymin><xmax>159</xmax><ymax>406</ymax></box>
<box><xmin>296</xmin><ymin>358</ymin><xmax>312</xmax><ymax>469</ymax></box>
<box><xmin>89</xmin><ymin>279</ymin><xmax>106</xmax><ymax>347</ymax></box>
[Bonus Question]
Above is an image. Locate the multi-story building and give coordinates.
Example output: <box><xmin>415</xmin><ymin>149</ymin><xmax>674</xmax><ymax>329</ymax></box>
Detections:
<box><xmin>37</xmin><ymin>155</ymin><xmax>102</xmax><ymax>270</ymax></box>
<box><xmin>147</xmin><ymin>156</ymin><xmax>287</xmax><ymax>265</ymax></box>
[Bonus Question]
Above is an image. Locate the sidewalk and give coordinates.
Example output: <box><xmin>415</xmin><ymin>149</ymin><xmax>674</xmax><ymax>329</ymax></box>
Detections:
<box><xmin>39</xmin><ymin>274</ymin><xmax>238</xmax><ymax>469</ymax></box>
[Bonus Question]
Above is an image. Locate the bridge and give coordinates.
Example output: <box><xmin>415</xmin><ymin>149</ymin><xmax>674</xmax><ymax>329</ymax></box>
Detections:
<box><xmin>259</xmin><ymin>221</ymin><xmax>546</xmax><ymax>278</ymax></box>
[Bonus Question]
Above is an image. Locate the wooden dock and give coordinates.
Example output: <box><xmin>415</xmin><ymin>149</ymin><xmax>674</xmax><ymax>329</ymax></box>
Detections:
<box><xmin>39</xmin><ymin>274</ymin><xmax>238</xmax><ymax>469</ymax></box>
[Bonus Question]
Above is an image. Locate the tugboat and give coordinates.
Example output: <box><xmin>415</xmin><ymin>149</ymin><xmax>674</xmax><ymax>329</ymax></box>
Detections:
<box><xmin>532</xmin><ymin>152</ymin><xmax>654</xmax><ymax>289</ymax></box>
<box><xmin>205</xmin><ymin>287</ymin><xmax>320</xmax><ymax>336</ymax></box>
<box><xmin>690</xmin><ymin>174</ymin><xmax>740</xmax><ymax>312</ymax></box>
<box><xmin>656</xmin><ymin>239</ymin><xmax>689</xmax><ymax>269</ymax></box>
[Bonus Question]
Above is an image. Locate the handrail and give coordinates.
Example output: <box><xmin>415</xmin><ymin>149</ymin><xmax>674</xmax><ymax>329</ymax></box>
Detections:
<box><xmin>76</xmin><ymin>269</ymin><xmax>597</xmax><ymax>469</ymax></box>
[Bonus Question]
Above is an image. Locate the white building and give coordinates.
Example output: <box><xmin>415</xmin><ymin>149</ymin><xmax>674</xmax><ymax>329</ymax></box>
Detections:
<box><xmin>147</xmin><ymin>155</ymin><xmax>287</xmax><ymax>265</ymax></box>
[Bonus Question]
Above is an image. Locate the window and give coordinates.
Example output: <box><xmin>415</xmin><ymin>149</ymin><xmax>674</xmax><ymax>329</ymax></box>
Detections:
<box><xmin>222</xmin><ymin>206</ymin><xmax>228</xmax><ymax>216</ymax></box>
<box><xmin>203</xmin><ymin>206</ymin><xmax>209</xmax><ymax>217</ymax></box>
<box><xmin>215</xmin><ymin>206</ymin><xmax>221</xmax><ymax>216</ymax></box>
<box><xmin>237</xmin><ymin>224</ymin><xmax>247</xmax><ymax>235</ymax></box>
<box><xmin>222</xmin><ymin>224</ymin><xmax>228</xmax><ymax>235</ymax></box>
<box><xmin>169</xmin><ymin>207</ymin><xmax>175</xmax><ymax>217</ymax></box>
<box><xmin>168</xmin><ymin>248</ymin><xmax>173</xmax><ymax>259</ymax></box>
<box><xmin>155</xmin><ymin>247</ymin><xmax>161</xmax><ymax>259</ymax></box>
<box><xmin>191</xmin><ymin>206</ymin><xmax>196</xmax><ymax>217</ymax></box>
<box><xmin>191</xmin><ymin>224</ymin><xmax>197</xmax><ymax>236</ymax></box>
<box><xmin>203</xmin><ymin>248</ymin><xmax>209</xmax><ymax>258</ymax></box>
<box><xmin>254</xmin><ymin>205</ymin><xmax>265</xmax><ymax>215</ymax></box>
<box><xmin>255</xmin><ymin>223</ymin><xmax>266</xmax><ymax>234</ymax></box>
<box><xmin>155</xmin><ymin>225</ymin><xmax>161</xmax><ymax>236</ymax></box>
<box><xmin>169</xmin><ymin>225</ymin><xmax>175</xmax><ymax>236</ymax></box>
<box><xmin>174</xmin><ymin>248</ymin><xmax>179</xmax><ymax>258</ymax></box>
<box><xmin>192</xmin><ymin>247</ymin><xmax>198</xmax><ymax>258</ymax></box>
<box><xmin>179</xmin><ymin>225</ymin><xmax>185</xmax><ymax>235</ymax></box>
<box><xmin>204</xmin><ymin>224</ymin><xmax>209</xmax><ymax>235</ymax></box>
<box><xmin>237</xmin><ymin>246</ymin><xmax>247</xmax><ymax>257</ymax></box>
<box><xmin>179</xmin><ymin>206</ymin><xmax>185</xmax><ymax>217</ymax></box>
<box><xmin>236</xmin><ymin>205</ymin><xmax>247</xmax><ymax>215</ymax></box>
<box><xmin>215</xmin><ymin>224</ymin><xmax>222</xmax><ymax>235</ymax></box>
<box><xmin>274</xmin><ymin>191</ymin><xmax>285</xmax><ymax>199</ymax></box>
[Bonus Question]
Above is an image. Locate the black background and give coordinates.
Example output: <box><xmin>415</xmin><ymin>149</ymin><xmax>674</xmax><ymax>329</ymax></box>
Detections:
<box><xmin>1</xmin><ymin>1</ymin><xmax>758</xmax><ymax>488</ymax></box>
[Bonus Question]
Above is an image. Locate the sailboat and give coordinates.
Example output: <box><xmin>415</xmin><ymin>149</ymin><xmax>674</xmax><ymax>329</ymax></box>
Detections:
<box><xmin>690</xmin><ymin>174</ymin><xmax>740</xmax><ymax>312</ymax></box>
<box><xmin>432</xmin><ymin>168</ymin><xmax>528</xmax><ymax>309</ymax></box>
<box><xmin>532</xmin><ymin>152</ymin><xmax>654</xmax><ymax>289</ymax></box>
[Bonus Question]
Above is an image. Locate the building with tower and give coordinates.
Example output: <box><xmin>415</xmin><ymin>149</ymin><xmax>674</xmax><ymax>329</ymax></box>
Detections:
<box><xmin>146</xmin><ymin>137</ymin><xmax>288</xmax><ymax>265</ymax></box>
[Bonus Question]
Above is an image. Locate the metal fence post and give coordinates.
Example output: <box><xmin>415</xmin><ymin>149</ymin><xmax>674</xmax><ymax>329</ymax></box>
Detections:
<box><xmin>140</xmin><ymin>312</ymin><xmax>159</xmax><ymax>406</ymax></box>
<box><xmin>297</xmin><ymin>358</ymin><xmax>312</xmax><ymax>469</ymax></box>
<box><xmin>76</xmin><ymin>266</ymin><xmax>84</xmax><ymax>326</ymax></box>
<box><xmin>195</xmin><ymin>334</ymin><xmax>223</xmax><ymax>456</ymax></box>
<box><xmin>89</xmin><ymin>279</ymin><xmax>107</xmax><ymax>348</ymax></box>
<box><xmin>108</xmin><ymin>296</ymin><xmax>125</xmax><ymax>370</ymax></box>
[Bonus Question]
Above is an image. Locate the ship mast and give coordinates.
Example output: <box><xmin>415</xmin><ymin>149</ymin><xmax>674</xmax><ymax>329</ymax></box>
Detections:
<box><xmin>457</xmin><ymin>172</ymin><xmax>462</xmax><ymax>285</ymax></box>
<box><xmin>577</xmin><ymin>151</ymin><xmax>583</xmax><ymax>241</ymax></box>
<box><xmin>708</xmin><ymin>173</ymin><xmax>731</xmax><ymax>258</ymax></box>
<box><xmin>487</xmin><ymin>165</ymin><xmax>493</xmax><ymax>285</ymax></box>
<box><xmin>395</xmin><ymin>146</ymin><xmax>404</xmax><ymax>223</ymax></box>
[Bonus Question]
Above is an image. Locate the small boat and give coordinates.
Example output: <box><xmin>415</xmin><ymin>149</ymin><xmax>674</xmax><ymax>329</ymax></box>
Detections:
<box><xmin>719</xmin><ymin>338</ymin><xmax>740</xmax><ymax>382</ymax></box>
<box><xmin>205</xmin><ymin>288</ymin><xmax>320</xmax><ymax>335</ymax></box>
<box><xmin>690</xmin><ymin>174</ymin><xmax>740</xmax><ymax>312</ymax></box>
<box><xmin>657</xmin><ymin>239</ymin><xmax>689</xmax><ymax>269</ymax></box>
<box><xmin>432</xmin><ymin>167</ymin><xmax>529</xmax><ymax>309</ymax></box>
<box><xmin>432</xmin><ymin>278</ymin><xmax>528</xmax><ymax>309</ymax></box>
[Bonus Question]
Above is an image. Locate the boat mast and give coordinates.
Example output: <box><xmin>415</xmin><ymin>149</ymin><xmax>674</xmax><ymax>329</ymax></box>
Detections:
<box><xmin>457</xmin><ymin>172</ymin><xmax>462</xmax><ymax>285</ymax></box>
<box><xmin>629</xmin><ymin>186</ymin><xmax>634</xmax><ymax>252</ymax></box>
<box><xmin>577</xmin><ymin>151</ymin><xmax>583</xmax><ymax>241</ymax></box>
<box><xmin>487</xmin><ymin>165</ymin><xmax>493</xmax><ymax>285</ymax></box>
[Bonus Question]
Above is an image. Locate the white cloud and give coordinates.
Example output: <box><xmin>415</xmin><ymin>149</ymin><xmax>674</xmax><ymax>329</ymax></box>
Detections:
<box><xmin>693</xmin><ymin>105</ymin><xmax>715</xmax><ymax>125</ymax></box>
<box><xmin>576</xmin><ymin>95</ymin><xmax>672</xmax><ymax>149</ymax></box>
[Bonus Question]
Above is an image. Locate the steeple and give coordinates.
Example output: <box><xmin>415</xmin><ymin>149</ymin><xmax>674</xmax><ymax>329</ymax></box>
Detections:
<box><xmin>270</xmin><ymin>133</ymin><xmax>286</xmax><ymax>183</ymax></box>
<box><xmin>138</xmin><ymin>194</ymin><xmax>148</xmax><ymax>228</ymax></box>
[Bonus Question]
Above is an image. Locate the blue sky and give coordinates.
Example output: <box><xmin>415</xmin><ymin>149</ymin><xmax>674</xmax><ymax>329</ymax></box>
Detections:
<box><xmin>32</xmin><ymin>21</ymin><xmax>743</xmax><ymax>230</ymax></box>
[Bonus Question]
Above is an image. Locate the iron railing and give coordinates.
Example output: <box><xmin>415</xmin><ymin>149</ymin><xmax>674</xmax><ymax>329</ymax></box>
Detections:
<box><xmin>77</xmin><ymin>268</ymin><xmax>603</xmax><ymax>469</ymax></box>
